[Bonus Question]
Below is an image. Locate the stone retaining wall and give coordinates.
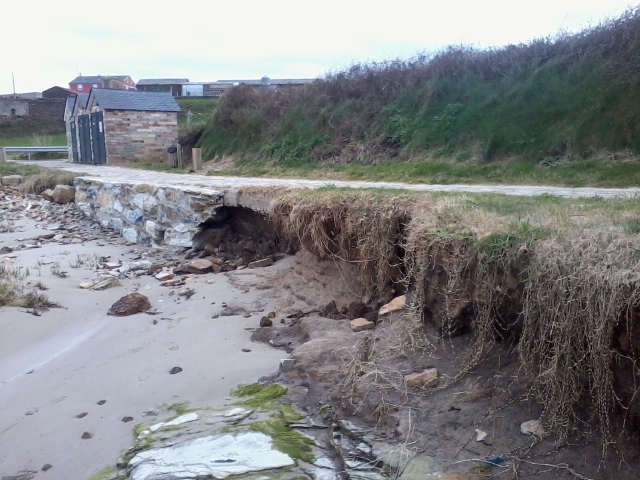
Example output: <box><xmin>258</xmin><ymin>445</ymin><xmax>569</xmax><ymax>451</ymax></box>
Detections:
<box><xmin>73</xmin><ymin>177</ymin><xmax>278</xmax><ymax>248</ymax></box>
<box><xmin>75</xmin><ymin>178</ymin><xmax>226</xmax><ymax>247</ymax></box>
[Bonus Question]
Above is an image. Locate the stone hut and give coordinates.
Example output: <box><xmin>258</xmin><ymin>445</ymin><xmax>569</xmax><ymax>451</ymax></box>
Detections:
<box><xmin>69</xmin><ymin>89</ymin><xmax>180</xmax><ymax>165</ymax></box>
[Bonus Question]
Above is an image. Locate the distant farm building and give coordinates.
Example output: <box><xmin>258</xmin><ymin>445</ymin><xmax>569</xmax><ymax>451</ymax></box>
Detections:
<box><xmin>137</xmin><ymin>79</ymin><xmax>189</xmax><ymax>96</ymax></box>
<box><xmin>181</xmin><ymin>76</ymin><xmax>316</xmax><ymax>97</ymax></box>
<box><xmin>69</xmin><ymin>75</ymin><xmax>136</xmax><ymax>93</ymax></box>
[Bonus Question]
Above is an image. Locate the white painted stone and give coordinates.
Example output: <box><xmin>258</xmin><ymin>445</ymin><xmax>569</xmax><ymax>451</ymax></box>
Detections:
<box><xmin>113</xmin><ymin>199</ymin><xmax>124</xmax><ymax>213</ymax></box>
<box><xmin>128</xmin><ymin>432</ymin><xmax>294</xmax><ymax>480</ymax></box>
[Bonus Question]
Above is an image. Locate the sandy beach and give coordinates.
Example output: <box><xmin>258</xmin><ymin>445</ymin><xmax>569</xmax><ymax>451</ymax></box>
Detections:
<box><xmin>0</xmin><ymin>213</ymin><xmax>290</xmax><ymax>479</ymax></box>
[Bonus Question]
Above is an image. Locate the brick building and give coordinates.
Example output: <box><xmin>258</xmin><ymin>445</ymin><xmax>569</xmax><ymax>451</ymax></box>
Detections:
<box><xmin>69</xmin><ymin>75</ymin><xmax>136</xmax><ymax>93</ymax></box>
<box><xmin>68</xmin><ymin>89</ymin><xmax>180</xmax><ymax>165</ymax></box>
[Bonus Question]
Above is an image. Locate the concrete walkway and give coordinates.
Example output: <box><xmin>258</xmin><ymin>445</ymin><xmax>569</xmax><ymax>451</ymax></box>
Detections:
<box><xmin>18</xmin><ymin>159</ymin><xmax>640</xmax><ymax>198</ymax></box>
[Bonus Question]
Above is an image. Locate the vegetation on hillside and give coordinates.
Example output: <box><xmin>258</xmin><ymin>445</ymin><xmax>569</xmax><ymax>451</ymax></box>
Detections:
<box><xmin>198</xmin><ymin>8</ymin><xmax>640</xmax><ymax>185</ymax></box>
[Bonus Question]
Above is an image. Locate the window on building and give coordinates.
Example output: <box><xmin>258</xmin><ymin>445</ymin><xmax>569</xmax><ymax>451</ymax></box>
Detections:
<box><xmin>78</xmin><ymin>85</ymin><xmax>83</xmax><ymax>90</ymax></box>
<box><xmin>10</xmin><ymin>109</ymin><xmax>16</xmax><ymax>116</ymax></box>
<box><xmin>93</xmin><ymin>84</ymin><xmax>98</xmax><ymax>88</ymax></box>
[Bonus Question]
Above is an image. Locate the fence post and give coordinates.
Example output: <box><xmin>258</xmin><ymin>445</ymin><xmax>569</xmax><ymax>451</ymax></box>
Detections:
<box><xmin>0</xmin><ymin>148</ymin><xmax>5</xmax><ymax>162</ymax></box>
<box><xmin>192</xmin><ymin>148</ymin><xmax>202</xmax><ymax>171</ymax></box>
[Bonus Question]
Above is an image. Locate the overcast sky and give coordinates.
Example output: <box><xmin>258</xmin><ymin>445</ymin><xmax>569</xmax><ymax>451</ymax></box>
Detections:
<box><xmin>0</xmin><ymin>0</ymin><xmax>635</xmax><ymax>94</ymax></box>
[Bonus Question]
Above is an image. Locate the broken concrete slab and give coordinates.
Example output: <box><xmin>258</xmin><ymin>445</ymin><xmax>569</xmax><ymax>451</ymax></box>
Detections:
<box><xmin>128</xmin><ymin>432</ymin><xmax>294</xmax><ymax>480</ymax></box>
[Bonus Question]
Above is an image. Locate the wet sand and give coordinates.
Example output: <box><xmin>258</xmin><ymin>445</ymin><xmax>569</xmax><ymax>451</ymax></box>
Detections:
<box><xmin>0</xmin><ymin>219</ymin><xmax>289</xmax><ymax>479</ymax></box>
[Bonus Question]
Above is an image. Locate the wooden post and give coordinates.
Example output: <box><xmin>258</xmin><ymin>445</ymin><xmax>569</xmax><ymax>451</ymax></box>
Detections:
<box><xmin>0</xmin><ymin>148</ymin><xmax>5</xmax><ymax>162</ymax></box>
<box><xmin>192</xmin><ymin>147</ymin><xmax>202</xmax><ymax>171</ymax></box>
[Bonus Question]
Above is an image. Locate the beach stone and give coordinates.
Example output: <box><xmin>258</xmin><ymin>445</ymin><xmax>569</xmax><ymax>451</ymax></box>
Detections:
<box><xmin>41</xmin><ymin>189</ymin><xmax>55</xmax><ymax>201</ymax></box>
<box><xmin>97</xmin><ymin>400</ymin><xmax>106</xmax><ymax>405</ymax></box>
<box><xmin>81</xmin><ymin>432</ymin><xmax>93</xmax><ymax>439</ymax></box>
<box><xmin>280</xmin><ymin>358</ymin><xmax>295</xmax><ymax>372</ymax></box>
<box><xmin>404</xmin><ymin>368</ymin><xmax>438</xmax><ymax>387</ymax></box>
<box><xmin>249</xmin><ymin>258</ymin><xmax>273</xmax><ymax>268</ymax></box>
<box><xmin>185</xmin><ymin>258</ymin><xmax>213</xmax><ymax>274</ymax></box>
<box><xmin>107</xmin><ymin>293</ymin><xmax>151</xmax><ymax>316</ymax></box>
<box><xmin>260</xmin><ymin>316</ymin><xmax>273</xmax><ymax>327</ymax></box>
<box><xmin>320</xmin><ymin>300</ymin><xmax>345</xmax><ymax>319</ymax></box>
<box><xmin>155</xmin><ymin>271</ymin><xmax>175</xmax><ymax>281</ymax></box>
<box><xmin>76</xmin><ymin>412</ymin><xmax>88</xmax><ymax>418</ymax></box>
<box><xmin>348</xmin><ymin>301</ymin><xmax>369</xmax><ymax>319</ymax></box>
<box><xmin>122</xmin><ymin>416</ymin><xmax>134</xmax><ymax>422</ymax></box>
<box><xmin>350</xmin><ymin>318</ymin><xmax>375</xmax><ymax>332</ymax></box>
<box><xmin>51</xmin><ymin>185</ymin><xmax>75</xmax><ymax>204</ymax></box>
<box><xmin>379</xmin><ymin>295</ymin><xmax>406</xmax><ymax>315</ymax></box>
<box><xmin>169</xmin><ymin>366</ymin><xmax>183</xmax><ymax>375</ymax></box>
<box><xmin>520</xmin><ymin>419</ymin><xmax>545</xmax><ymax>436</ymax></box>
<box><xmin>41</xmin><ymin>464</ymin><xmax>53</xmax><ymax>471</ymax></box>
<box><xmin>148</xmin><ymin>263</ymin><xmax>164</xmax><ymax>275</ymax></box>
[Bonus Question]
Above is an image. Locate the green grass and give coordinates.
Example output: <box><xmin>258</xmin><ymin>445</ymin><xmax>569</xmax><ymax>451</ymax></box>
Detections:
<box><xmin>204</xmin><ymin>156</ymin><xmax>640</xmax><ymax>188</ymax></box>
<box><xmin>0</xmin><ymin>134</ymin><xmax>66</xmax><ymax>147</ymax></box>
<box><xmin>232</xmin><ymin>383</ymin><xmax>288</xmax><ymax>408</ymax></box>
<box><xmin>0</xmin><ymin>163</ymin><xmax>41</xmax><ymax>176</ymax></box>
<box><xmin>249</xmin><ymin>418</ymin><xmax>315</xmax><ymax>463</ymax></box>
<box><xmin>176</xmin><ymin>97</ymin><xmax>218</xmax><ymax>129</ymax></box>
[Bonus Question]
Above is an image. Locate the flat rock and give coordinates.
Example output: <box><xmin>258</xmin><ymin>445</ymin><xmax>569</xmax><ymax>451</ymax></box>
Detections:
<box><xmin>350</xmin><ymin>318</ymin><xmax>375</xmax><ymax>332</ymax></box>
<box><xmin>155</xmin><ymin>271</ymin><xmax>175</xmax><ymax>281</ymax></box>
<box><xmin>107</xmin><ymin>293</ymin><xmax>151</xmax><ymax>316</ymax></box>
<box><xmin>379</xmin><ymin>295</ymin><xmax>406</xmax><ymax>315</ymax></box>
<box><xmin>404</xmin><ymin>368</ymin><xmax>438</xmax><ymax>387</ymax></box>
<box><xmin>248</xmin><ymin>258</ymin><xmax>274</xmax><ymax>268</ymax></box>
<box><xmin>185</xmin><ymin>258</ymin><xmax>213</xmax><ymax>274</ymax></box>
<box><xmin>42</xmin><ymin>189</ymin><xmax>55</xmax><ymax>202</ymax></box>
<box><xmin>128</xmin><ymin>432</ymin><xmax>294</xmax><ymax>480</ymax></box>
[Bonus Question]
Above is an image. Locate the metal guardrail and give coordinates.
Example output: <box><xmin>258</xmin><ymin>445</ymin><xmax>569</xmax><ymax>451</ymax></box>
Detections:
<box><xmin>0</xmin><ymin>146</ymin><xmax>68</xmax><ymax>161</ymax></box>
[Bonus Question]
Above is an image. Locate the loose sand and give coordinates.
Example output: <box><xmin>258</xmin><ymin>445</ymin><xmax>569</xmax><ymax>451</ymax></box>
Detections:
<box><xmin>0</xmin><ymin>218</ymin><xmax>290</xmax><ymax>479</ymax></box>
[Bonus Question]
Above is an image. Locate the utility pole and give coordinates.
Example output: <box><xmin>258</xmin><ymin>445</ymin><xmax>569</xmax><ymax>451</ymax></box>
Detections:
<box><xmin>12</xmin><ymin>72</ymin><xmax>16</xmax><ymax>95</ymax></box>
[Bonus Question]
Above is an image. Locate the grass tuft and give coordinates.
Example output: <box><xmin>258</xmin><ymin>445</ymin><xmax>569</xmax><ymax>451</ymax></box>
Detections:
<box><xmin>232</xmin><ymin>383</ymin><xmax>288</xmax><ymax>408</ymax></box>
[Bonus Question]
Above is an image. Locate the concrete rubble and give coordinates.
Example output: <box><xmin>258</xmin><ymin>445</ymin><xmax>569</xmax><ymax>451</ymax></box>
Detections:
<box><xmin>128</xmin><ymin>432</ymin><xmax>295</xmax><ymax>480</ymax></box>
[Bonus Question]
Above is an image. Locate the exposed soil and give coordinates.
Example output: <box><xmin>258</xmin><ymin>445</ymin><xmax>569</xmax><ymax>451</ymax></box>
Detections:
<box><xmin>248</xmin><ymin>251</ymin><xmax>640</xmax><ymax>480</ymax></box>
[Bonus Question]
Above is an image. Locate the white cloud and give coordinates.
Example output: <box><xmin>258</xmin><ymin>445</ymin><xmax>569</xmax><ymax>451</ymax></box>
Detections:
<box><xmin>0</xmin><ymin>0</ymin><xmax>634</xmax><ymax>93</ymax></box>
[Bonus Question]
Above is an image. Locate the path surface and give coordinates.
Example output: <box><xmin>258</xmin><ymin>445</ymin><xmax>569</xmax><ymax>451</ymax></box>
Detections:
<box><xmin>19</xmin><ymin>160</ymin><xmax>640</xmax><ymax>198</ymax></box>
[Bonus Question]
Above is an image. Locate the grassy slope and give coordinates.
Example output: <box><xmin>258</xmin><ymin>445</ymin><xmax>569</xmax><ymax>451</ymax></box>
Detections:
<box><xmin>0</xmin><ymin>134</ymin><xmax>67</xmax><ymax>147</ymax></box>
<box><xmin>197</xmin><ymin>8</ymin><xmax>640</xmax><ymax>187</ymax></box>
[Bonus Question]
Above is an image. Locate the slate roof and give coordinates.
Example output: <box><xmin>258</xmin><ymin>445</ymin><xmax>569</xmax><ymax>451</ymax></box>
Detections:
<box><xmin>137</xmin><ymin>78</ymin><xmax>189</xmax><ymax>85</ymax></box>
<box><xmin>90</xmin><ymin>89</ymin><xmax>181</xmax><ymax>112</ymax></box>
<box><xmin>70</xmin><ymin>75</ymin><xmax>131</xmax><ymax>84</ymax></box>
<box><xmin>77</xmin><ymin>93</ymin><xmax>89</xmax><ymax>109</ymax></box>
